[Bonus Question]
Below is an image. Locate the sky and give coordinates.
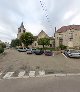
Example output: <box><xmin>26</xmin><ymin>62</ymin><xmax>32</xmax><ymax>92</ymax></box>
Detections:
<box><xmin>0</xmin><ymin>0</ymin><xmax>80</xmax><ymax>43</ymax></box>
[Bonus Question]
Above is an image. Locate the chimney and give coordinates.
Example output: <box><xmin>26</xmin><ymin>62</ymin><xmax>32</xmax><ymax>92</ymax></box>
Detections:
<box><xmin>54</xmin><ymin>27</ymin><xmax>57</xmax><ymax>37</ymax></box>
<box><xmin>55</xmin><ymin>27</ymin><xmax>56</xmax><ymax>33</ymax></box>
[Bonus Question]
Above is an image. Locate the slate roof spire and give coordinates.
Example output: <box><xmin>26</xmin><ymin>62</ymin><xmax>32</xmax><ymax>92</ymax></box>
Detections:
<box><xmin>20</xmin><ymin>22</ymin><xmax>24</xmax><ymax>28</ymax></box>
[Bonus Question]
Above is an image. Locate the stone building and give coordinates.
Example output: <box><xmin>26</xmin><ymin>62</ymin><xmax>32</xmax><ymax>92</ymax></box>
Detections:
<box><xmin>17</xmin><ymin>22</ymin><xmax>55</xmax><ymax>48</ymax></box>
<box><xmin>32</xmin><ymin>30</ymin><xmax>54</xmax><ymax>48</ymax></box>
<box><xmin>17</xmin><ymin>22</ymin><xmax>26</xmax><ymax>39</ymax></box>
<box><xmin>55</xmin><ymin>25</ymin><xmax>80</xmax><ymax>49</ymax></box>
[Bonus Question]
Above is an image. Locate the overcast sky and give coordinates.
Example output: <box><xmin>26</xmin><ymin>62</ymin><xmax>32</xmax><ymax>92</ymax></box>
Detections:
<box><xmin>0</xmin><ymin>0</ymin><xmax>80</xmax><ymax>43</ymax></box>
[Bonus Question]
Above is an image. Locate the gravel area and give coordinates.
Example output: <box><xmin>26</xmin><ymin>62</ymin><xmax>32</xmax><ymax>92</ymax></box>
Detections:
<box><xmin>0</xmin><ymin>48</ymin><xmax>80</xmax><ymax>73</ymax></box>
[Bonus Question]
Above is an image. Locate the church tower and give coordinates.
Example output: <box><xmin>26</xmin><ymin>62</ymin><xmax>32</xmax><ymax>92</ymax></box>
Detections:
<box><xmin>17</xmin><ymin>22</ymin><xmax>26</xmax><ymax>39</ymax></box>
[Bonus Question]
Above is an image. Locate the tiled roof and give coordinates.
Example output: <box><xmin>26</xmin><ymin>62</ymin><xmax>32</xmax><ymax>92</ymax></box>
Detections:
<box><xmin>56</xmin><ymin>25</ymin><xmax>80</xmax><ymax>33</ymax></box>
<box><xmin>38</xmin><ymin>30</ymin><xmax>49</xmax><ymax>37</ymax></box>
<box><xmin>49</xmin><ymin>37</ymin><xmax>54</xmax><ymax>40</ymax></box>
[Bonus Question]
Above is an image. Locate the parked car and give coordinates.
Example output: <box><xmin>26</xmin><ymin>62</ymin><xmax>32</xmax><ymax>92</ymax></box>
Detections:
<box><xmin>68</xmin><ymin>50</ymin><xmax>80</xmax><ymax>58</ymax></box>
<box><xmin>31</xmin><ymin>48</ymin><xmax>36</xmax><ymax>53</ymax></box>
<box><xmin>64</xmin><ymin>49</ymin><xmax>80</xmax><ymax>58</ymax></box>
<box><xmin>64</xmin><ymin>49</ymin><xmax>74</xmax><ymax>57</ymax></box>
<box><xmin>34</xmin><ymin>50</ymin><xmax>44</xmax><ymax>55</ymax></box>
<box><xmin>27</xmin><ymin>49</ymin><xmax>32</xmax><ymax>54</ymax></box>
<box><xmin>44</xmin><ymin>50</ymin><xmax>53</xmax><ymax>56</ymax></box>
<box><xmin>17</xmin><ymin>48</ymin><xmax>26</xmax><ymax>52</ymax></box>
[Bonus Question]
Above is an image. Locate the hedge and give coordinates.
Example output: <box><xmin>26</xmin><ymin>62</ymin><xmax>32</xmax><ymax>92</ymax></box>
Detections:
<box><xmin>0</xmin><ymin>47</ymin><xmax>4</xmax><ymax>54</ymax></box>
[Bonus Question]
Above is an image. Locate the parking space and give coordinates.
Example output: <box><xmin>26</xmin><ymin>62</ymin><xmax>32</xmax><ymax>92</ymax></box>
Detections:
<box><xmin>0</xmin><ymin>49</ymin><xmax>80</xmax><ymax>75</ymax></box>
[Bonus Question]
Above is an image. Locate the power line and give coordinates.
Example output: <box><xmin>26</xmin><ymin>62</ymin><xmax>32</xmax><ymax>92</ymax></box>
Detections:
<box><xmin>39</xmin><ymin>0</ymin><xmax>53</xmax><ymax>31</ymax></box>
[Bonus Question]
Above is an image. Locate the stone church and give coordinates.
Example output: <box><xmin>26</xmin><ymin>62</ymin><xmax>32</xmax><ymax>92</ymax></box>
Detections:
<box><xmin>17</xmin><ymin>22</ymin><xmax>55</xmax><ymax>48</ymax></box>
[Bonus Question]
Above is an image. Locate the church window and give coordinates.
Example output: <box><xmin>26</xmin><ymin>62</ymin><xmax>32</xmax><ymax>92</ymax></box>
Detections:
<box><xmin>35</xmin><ymin>43</ymin><xmax>36</xmax><ymax>46</ymax></box>
<box><xmin>23</xmin><ymin>30</ymin><xmax>25</xmax><ymax>33</ymax></box>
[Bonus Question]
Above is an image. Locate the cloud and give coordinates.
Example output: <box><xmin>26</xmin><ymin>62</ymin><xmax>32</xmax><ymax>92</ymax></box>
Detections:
<box><xmin>0</xmin><ymin>0</ymin><xmax>80</xmax><ymax>42</ymax></box>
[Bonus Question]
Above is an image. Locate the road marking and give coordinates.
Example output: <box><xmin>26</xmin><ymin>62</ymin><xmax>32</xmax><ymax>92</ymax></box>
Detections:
<box><xmin>67</xmin><ymin>73</ymin><xmax>80</xmax><ymax>76</ymax></box>
<box><xmin>55</xmin><ymin>74</ymin><xmax>67</xmax><ymax>77</ymax></box>
<box><xmin>0</xmin><ymin>72</ymin><xmax>2</xmax><ymax>76</ymax></box>
<box><xmin>39</xmin><ymin>70</ymin><xmax>45</xmax><ymax>76</ymax></box>
<box><xmin>18</xmin><ymin>71</ymin><xmax>25</xmax><ymax>77</ymax></box>
<box><xmin>29</xmin><ymin>71</ymin><xmax>35</xmax><ymax>77</ymax></box>
<box><xmin>3</xmin><ymin>72</ymin><xmax>14</xmax><ymax>79</ymax></box>
<box><xmin>62</xmin><ymin>53</ymin><xmax>68</xmax><ymax>58</ymax></box>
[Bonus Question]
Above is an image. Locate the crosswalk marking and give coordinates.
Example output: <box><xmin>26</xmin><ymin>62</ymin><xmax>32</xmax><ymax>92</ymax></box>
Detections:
<box><xmin>0</xmin><ymin>72</ymin><xmax>2</xmax><ymax>76</ymax></box>
<box><xmin>3</xmin><ymin>72</ymin><xmax>14</xmax><ymax>79</ymax></box>
<box><xmin>0</xmin><ymin>71</ymin><xmax>80</xmax><ymax>80</ymax></box>
<box><xmin>39</xmin><ymin>71</ymin><xmax>45</xmax><ymax>76</ymax></box>
<box><xmin>29</xmin><ymin>71</ymin><xmax>35</xmax><ymax>77</ymax></box>
<box><xmin>18</xmin><ymin>71</ymin><xmax>25</xmax><ymax>77</ymax></box>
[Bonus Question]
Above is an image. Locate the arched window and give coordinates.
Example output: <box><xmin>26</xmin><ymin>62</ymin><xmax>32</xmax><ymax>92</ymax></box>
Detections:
<box><xmin>23</xmin><ymin>30</ymin><xmax>25</xmax><ymax>33</ymax></box>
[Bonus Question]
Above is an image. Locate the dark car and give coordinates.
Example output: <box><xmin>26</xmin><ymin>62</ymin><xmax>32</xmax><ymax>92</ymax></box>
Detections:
<box><xmin>44</xmin><ymin>50</ymin><xmax>53</xmax><ymax>56</ymax></box>
<box><xmin>34</xmin><ymin>50</ymin><xmax>44</xmax><ymax>55</ymax></box>
<box><xmin>31</xmin><ymin>48</ymin><xmax>36</xmax><ymax>54</ymax></box>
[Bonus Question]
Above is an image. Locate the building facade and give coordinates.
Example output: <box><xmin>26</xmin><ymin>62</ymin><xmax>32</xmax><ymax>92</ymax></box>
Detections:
<box><xmin>55</xmin><ymin>25</ymin><xmax>80</xmax><ymax>49</ymax></box>
<box><xmin>32</xmin><ymin>30</ymin><xmax>55</xmax><ymax>48</ymax></box>
<box><xmin>17</xmin><ymin>22</ymin><xmax>55</xmax><ymax>48</ymax></box>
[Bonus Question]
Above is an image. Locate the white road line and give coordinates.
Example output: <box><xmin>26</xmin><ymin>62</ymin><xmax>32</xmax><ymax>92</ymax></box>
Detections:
<box><xmin>55</xmin><ymin>74</ymin><xmax>67</xmax><ymax>77</ymax></box>
<box><xmin>0</xmin><ymin>72</ymin><xmax>2</xmax><ymax>76</ymax></box>
<box><xmin>29</xmin><ymin>71</ymin><xmax>35</xmax><ymax>77</ymax></box>
<box><xmin>39</xmin><ymin>70</ymin><xmax>45</xmax><ymax>76</ymax></box>
<box><xmin>3</xmin><ymin>72</ymin><xmax>14</xmax><ymax>79</ymax></box>
<box><xmin>66</xmin><ymin>73</ymin><xmax>80</xmax><ymax>76</ymax></box>
<box><xmin>62</xmin><ymin>53</ymin><xmax>68</xmax><ymax>58</ymax></box>
<box><xmin>18</xmin><ymin>71</ymin><xmax>25</xmax><ymax>77</ymax></box>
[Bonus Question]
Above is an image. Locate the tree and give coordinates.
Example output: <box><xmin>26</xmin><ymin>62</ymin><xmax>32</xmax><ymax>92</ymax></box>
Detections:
<box><xmin>0</xmin><ymin>43</ymin><xmax>6</xmax><ymax>48</ymax></box>
<box><xmin>38</xmin><ymin>37</ymin><xmax>50</xmax><ymax>48</ymax></box>
<box><xmin>11</xmin><ymin>39</ymin><xmax>21</xmax><ymax>47</ymax></box>
<box><xmin>20</xmin><ymin>32</ymin><xmax>34</xmax><ymax>47</ymax></box>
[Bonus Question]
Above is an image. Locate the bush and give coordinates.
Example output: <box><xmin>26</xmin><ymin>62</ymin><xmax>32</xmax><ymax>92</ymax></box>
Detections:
<box><xmin>37</xmin><ymin>47</ymin><xmax>55</xmax><ymax>51</ymax></box>
<box><xmin>0</xmin><ymin>47</ymin><xmax>4</xmax><ymax>54</ymax></box>
<box><xmin>59</xmin><ymin>45</ymin><xmax>67</xmax><ymax>50</ymax></box>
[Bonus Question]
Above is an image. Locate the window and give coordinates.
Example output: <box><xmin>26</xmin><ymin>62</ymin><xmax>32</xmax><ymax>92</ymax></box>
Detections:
<box><xmin>23</xmin><ymin>30</ymin><xmax>25</xmax><ymax>33</ymax></box>
<box><xmin>70</xmin><ymin>38</ymin><xmax>73</xmax><ymax>41</ymax></box>
<box><xmin>19</xmin><ymin>29</ymin><xmax>21</xmax><ymax>32</ymax></box>
<box><xmin>50</xmin><ymin>44</ymin><xmax>52</xmax><ymax>47</ymax></box>
<box><xmin>35</xmin><ymin>43</ymin><xmax>36</xmax><ymax>46</ymax></box>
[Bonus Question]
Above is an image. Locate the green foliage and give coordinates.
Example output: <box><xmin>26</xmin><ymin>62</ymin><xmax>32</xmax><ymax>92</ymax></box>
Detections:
<box><xmin>20</xmin><ymin>32</ymin><xmax>34</xmax><ymax>47</ymax></box>
<box><xmin>59</xmin><ymin>45</ymin><xmax>67</xmax><ymax>50</ymax></box>
<box><xmin>37</xmin><ymin>47</ymin><xmax>55</xmax><ymax>51</ymax></box>
<box><xmin>38</xmin><ymin>38</ymin><xmax>50</xmax><ymax>48</ymax></box>
<box><xmin>0</xmin><ymin>47</ymin><xmax>4</xmax><ymax>54</ymax></box>
<box><xmin>11</xmin><ymin>39</ymin><xmax>21</xmax><ymax>47</ymax></box>
<box><xmin>0</xmin><ymin>43</ymin><xmax>6</xmax><ymax>48</ymax></box>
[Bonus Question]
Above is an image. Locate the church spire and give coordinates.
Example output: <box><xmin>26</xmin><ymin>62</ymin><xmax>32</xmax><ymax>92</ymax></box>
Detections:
<box><xmin>20</xmin><ymin>22</ymin><xmax>24</xmax><ymax>28</ymax></box>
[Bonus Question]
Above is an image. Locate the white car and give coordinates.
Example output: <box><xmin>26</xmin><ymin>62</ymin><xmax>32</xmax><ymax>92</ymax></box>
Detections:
<box><xmin>17</xmin><ymin>48</ymin><xmax>26</xmax><ymax>52</ymax></box>
<box><xmin>68</xmin><ymin>50</ymin><xmax>80</xmax><ymax>58</ymax></box>
<box><xmin>26</xmin><ymin>49</ymin><xmax>32</xmax><ymax>54</ymax></box>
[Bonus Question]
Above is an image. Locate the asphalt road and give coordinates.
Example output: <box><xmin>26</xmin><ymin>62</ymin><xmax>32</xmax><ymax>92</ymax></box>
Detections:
<box><xmin>0</xmin><ymin>76</ymin><xmax>80</xmax><ymax>92</ymax></box>
<box><xmin>1</xmin><ymin>49</ymin><xmax>80</xmax><ymax>73</ymax></box>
